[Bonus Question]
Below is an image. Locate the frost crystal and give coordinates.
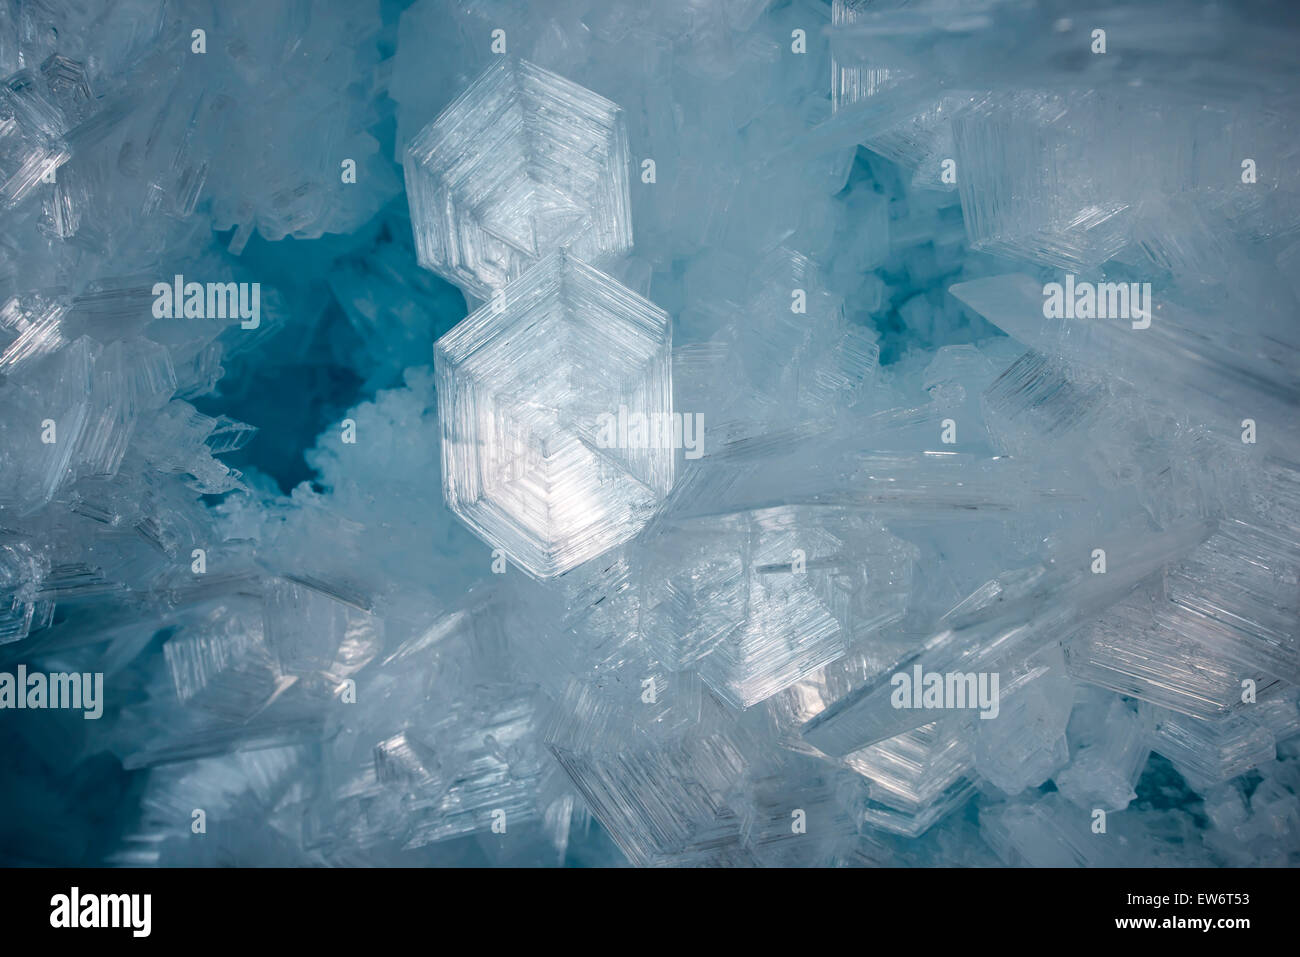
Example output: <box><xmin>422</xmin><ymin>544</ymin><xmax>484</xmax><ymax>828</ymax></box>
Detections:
<box><xmin>3</xmin><ymin>0</ymin><xmax>1299</xmax><ymax>873</ymax></box>
<box><xmin>405</xmin><ymin>58</ymin><xmax>633</xmax><ymax>300</ymax></box>
<box><xmin>435</xmin><ymin>250</ymin><xmax>672</xmax><ymax>578</ymax></box>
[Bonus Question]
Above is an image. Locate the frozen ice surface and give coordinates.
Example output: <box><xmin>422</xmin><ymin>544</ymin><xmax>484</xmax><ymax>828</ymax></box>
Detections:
<box><xmin>637</xmin><ymin>504</ymin><xmax>916</xmax><ymax>707</ymax></box>
<box><xmin>1067</xmin><ymin>524</ymin><xmax>1300</xmax><ymax>719</ymax></box>
<box><xmin>435</xmin><ymin>250</ymin><xmax>673</xmax><ymax>578</ymax></box>
<box><xmin>740</xmin><ymin>762</ymin><xmax>865</xmax><ymax>866</ymax></box>
<box><xmin>405</xmin><ymin>57</ymin><xmax>632</xmax><ymax>300</ymax></box>
<box><xmin>0</xmin><ymin>291</ymin><xmax>68</xmax><ymax>370</ymax></box>
<box><xmin>982</xmin><ymin>792</ymin><xmax>1130</xmax><ymax>868</ymax></box>
<box><xmin>706</xmin><ymin>248</ymin><xmax>881</xmax><ymax>438</ymax></box>
<box><xmin>2</xmin><ymin>0</ymin><xmax>1300</xmax><ymax>869</ymax></box>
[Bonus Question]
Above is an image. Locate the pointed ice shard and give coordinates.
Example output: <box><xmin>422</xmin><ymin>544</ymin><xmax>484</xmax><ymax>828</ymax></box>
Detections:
<box><xmin>802</xmin><ymin>521</ymin><xmax>1212</xmax><ymax>756</ymax></box>
<box><xmin>951</xmin><ymin>272</ymin><xmax>1300</xmax><ymax>448</ymax></box>
<box><xmin>435</xmin><ymin>251</ymin><xmax>674</xmax><ymax>578</ymax></box>
<box><xmin>404</xmin><ymin>58</ymin><xmax>633</xmax><ymax>299</ymax></box>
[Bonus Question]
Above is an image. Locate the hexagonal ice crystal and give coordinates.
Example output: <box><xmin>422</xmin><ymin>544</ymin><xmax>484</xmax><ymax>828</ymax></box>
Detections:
<box><xmin>404</xmin><ymin>57</ymin><xmax>633</xmax><ymax>300</ymax></box>
<box><xmin>435</xmin><ymin>250</ymin><xmax>673</xmax><ymax>579</ymax></box>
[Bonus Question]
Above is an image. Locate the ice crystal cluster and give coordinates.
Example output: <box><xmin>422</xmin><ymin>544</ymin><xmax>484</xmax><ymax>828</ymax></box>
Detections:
<box><xmin>0</xmin><ymin>0</ymin><xmax>1298</xmax><ymax>868</ymax></box>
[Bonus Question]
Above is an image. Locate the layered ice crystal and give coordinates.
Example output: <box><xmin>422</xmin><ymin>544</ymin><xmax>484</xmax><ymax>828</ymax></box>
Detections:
<box><xmin>0</xmin><ymin>65</ymin><xmax>70</xmax><ymax>210</ymax></box>
<box><xmin>546</xmin><ymin>690</ymin><xmax>757</xmax><ymax>866</ymax></box>
<box><xmin>405</xmin><ymin>57</ymin><xmax>633</xmax><ymax>300</ymax></box>
<box><xmin>639</xmin><ymin>505</ymin><xmax>916</xmax><ymax>708</ymax></box>
<box><xmin>1054</xmin><ymin>689</ymin><xmax>1152</xmax><ymax>813</ymax></box>
<box><xmin>838</xmin><ymin>720</ymin><xmax>978</xmax><ymax>838</ymax></box>
<box><xmin>435</xmin><ymin>250</ymin><xmax>673</xmax><ymax>578</ymax></box>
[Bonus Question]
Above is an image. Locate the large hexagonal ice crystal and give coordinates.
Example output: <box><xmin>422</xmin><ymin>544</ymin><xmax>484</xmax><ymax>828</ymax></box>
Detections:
<box><xmin>435</xmin><ymin>251</ymin><xmax>674</xmax><ymax>578</ymax></box>
<box><xmin>404</xmin><ymin>58</ymin><xmax>633</xmax><ymax>300</ymax></box>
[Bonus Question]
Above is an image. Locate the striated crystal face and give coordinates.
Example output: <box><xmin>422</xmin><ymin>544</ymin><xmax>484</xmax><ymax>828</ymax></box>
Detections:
<box><xmin>0</xmin><ymin>67</ymin><xmax>71</xmax><ymax>210</ymax></box>
<box><xmin>435</xmin><ymin>250</ymin><xmax>673</xmax><ymax>578</ymax></box>
<box><xmin>639</xmin><ymin>505</ymin><xmax>916</xmax><ymax>708</ymax></box>
<box><xmin>404</xmin><ymin>57</ymin><xmax>633</xmax><ymax>300</ymax></box>
<box><xmin>839</xmin><ymin>720</ymin><xmax>978</xmax><ymax>838</ymax></box>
